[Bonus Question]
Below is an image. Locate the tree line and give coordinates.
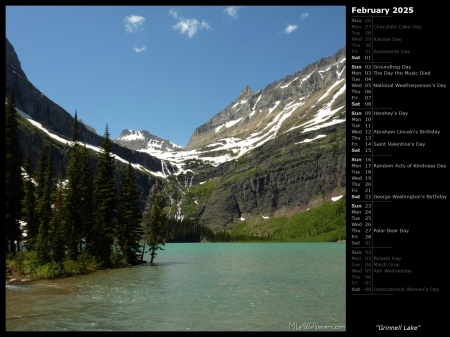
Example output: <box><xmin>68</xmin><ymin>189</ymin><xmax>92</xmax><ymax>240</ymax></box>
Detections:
<box><xmin>5</xmin><ymin>90</ymin><xmax>167</xmax><ymax>279</ymax></box>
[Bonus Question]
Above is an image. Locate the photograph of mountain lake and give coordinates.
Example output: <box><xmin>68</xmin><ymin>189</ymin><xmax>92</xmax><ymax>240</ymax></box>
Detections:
<box><xmin>5</xmin><ymin>5</ymin><xmax>346</xmax><ymax>332</ymax></box>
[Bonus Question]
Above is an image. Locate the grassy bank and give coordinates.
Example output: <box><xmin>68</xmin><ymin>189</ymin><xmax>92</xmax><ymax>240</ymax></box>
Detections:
<box><xmin>229</xmin><ymin>195</ymin><xmax>346</xmax><ymax>242</ymax></box>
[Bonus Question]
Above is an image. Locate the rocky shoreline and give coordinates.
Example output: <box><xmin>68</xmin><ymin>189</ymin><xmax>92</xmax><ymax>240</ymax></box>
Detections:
<box><xmin>6</xmin><ymin>278</ymin><xmax>34</xmax><ymax>285</ymax></box>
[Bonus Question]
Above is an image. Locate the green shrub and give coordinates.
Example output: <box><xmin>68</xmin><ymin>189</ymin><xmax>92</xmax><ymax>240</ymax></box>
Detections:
<box><xmin>63</xmin><ymin>259</ymin><xmax>81</xmax><ymax>276</ymax></box>
<box><xmin>110</xmin><ymin>250</ymin><xmax>127</xmax><ymax>267</ymax></box>
<box><xmin>6</xmin><ymin>251</ymin><xmax>42</xmax><ymax>278</ymax></box>
<box><xmin>6</xmin><ymin>252</ymin><xmax>25</xmax><ymax>278</ymax></box>
<box><xmin>35</xmin><ymin>261</ymin><xmax>65</xmax><ymax>279</ymax></box>
<box><xmin>76</xmin><ymin>251</ymin><xmax>100</xmax><ymax>273</ymax></box>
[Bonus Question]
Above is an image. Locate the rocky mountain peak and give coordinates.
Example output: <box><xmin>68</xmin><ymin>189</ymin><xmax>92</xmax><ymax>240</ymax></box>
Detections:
<box><xmin>5</xmin><ymin>37</ymin><xmax>27</xmax><ymax>80</ymax></box>
<box><xmin>186</xmin><ymin>47</ymin><xmax>346</xmax><ymax>150</ymax></box>
<box><xmin>115</xmin><ymin>129</ymin><xmax>181</xmax><ymax>153</ymax></box>
<box><xmin>240</xmin><ymin>85</ymin><xmax>252</xmax><ymax>97</ymax></box>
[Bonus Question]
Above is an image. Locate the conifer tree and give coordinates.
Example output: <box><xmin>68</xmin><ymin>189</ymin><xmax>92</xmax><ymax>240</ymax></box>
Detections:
<box><xmin>78</xmin><ymin>145</ymin><xmax>94</xmax><ymax>253</ymax></box>
<box><xmin>50</xmin><ymin>162</ymin><xmax>66</xmax><ymax>263</ymax></box>
<box><xmin>35</xmin><ymin>144</ymin><xmax>54</xmax><ymax>265</ymax></box>
<box><xmin>35</xmin><ymin>142</ymin><xmax>49</xmax><ymax>203</ymax></box>
<box><xmin>92</xmin><ymin>125</ymin><xmax>118</xmax><ymax>267</ymax></box>
<box><xmin>64</xmin><ymin>111</ymin><xmax>91</xmax><ymax>260</ymax></box>
<box><xmin>5</xmin><ymin>90</ymin><xmax>24</xmax><ymax>254</ymax></box>
<box><xmin>21</xmin><ymin>152</ymin><xmax>39</xmax><ymax>251</ymax></box>
<box><xmin>117</xmin><ymin>162</ymin><xmax>144</xmax><ymax>265</ymax></box>
<box><xmin>145</xmin><ymin>194</ymin><xmax>166</xmax><ymax>264</ymax></box>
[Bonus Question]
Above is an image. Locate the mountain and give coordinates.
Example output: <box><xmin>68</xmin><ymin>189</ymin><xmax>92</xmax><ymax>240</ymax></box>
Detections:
<box><xmin>5</xmin><ymin>36</ymin><xmax>346</xmax><ymax>232</ymax></box>
<box><xmin>116</xmin><ymin>129</ymin><xmax>182</xmax><ymax>153</ymax></box>
<box><xmin>117</xmin><ymin>46</ymin><xmax>346</xmax><ymax>170</ymax></box>
<box><xmin>188</xmin><ymin>47</ymin><xmax>346</xmax><ymax>151</ymax></box>
<box><xmin>5</xmin><ymin>37</ymin><xmax>176</xmax><ymax>183</ymax></box>
<box><xmin>116</xmin><ymin>46</ymin><xmax>346</xmax><ymax>230</ymax></box>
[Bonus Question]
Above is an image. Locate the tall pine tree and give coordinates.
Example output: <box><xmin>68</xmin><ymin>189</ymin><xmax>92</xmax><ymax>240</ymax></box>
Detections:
<box><xmin>78</xmin><ymin>145</ymin><xmax>94</xmax><ymax>253</ymax></box>
<box><xmin>64</xmin><ymin>111</ymin><xmax>92</xmax><ymax>260</ymax></box>
<box><xmin>50</xmin><ymin>161</ymin><xmax>66</xmax><ymax>263</ymax></box>
<box><xmin>35</xmin><ymin>144</ymin><xmax>54</xmax><ymax>265</ymax></box>
<box><xmin>92</xmin><ymin>125</ymin><xmax>118</xmax><ymax>268</ymax></box>
<box><xmin>145</xmin><ymin>194</ymin><xmax>166</xmax><ymax>264</ymax></box>
<box><xmin>5</xmin><ymin>91</ymin><xmax>24</xmax><ymax>255</ymax></box>
<box><xmin>117</xmin><ymin>162</ymin><xmax>144</xmax><ymax>265</ymax></box>
<box><xmin>21</xmin><ymin>151</ymin><xmax>39</xmax><ymax>251</ymax></box>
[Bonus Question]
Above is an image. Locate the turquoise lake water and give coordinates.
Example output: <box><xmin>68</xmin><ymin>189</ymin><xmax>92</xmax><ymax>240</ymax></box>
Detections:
<box><xmin>5</xmin><ymin>242</ymin><xmax>346</xmax><ymax>331</ymax></box>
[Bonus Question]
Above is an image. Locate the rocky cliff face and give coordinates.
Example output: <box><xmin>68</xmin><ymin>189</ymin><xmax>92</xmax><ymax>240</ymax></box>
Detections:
<box><xmin>194</xmin><ymin>123</ymin><xmax>345</xmax><ymax>231</ymax></box>
<box><xmin>5</xmin><ymin>38</ymin><xmax>27</xmax><ymax>80</ymax></box>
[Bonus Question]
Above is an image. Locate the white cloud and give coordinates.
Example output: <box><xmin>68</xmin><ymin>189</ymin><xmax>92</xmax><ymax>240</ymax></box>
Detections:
<box><xmin>223</xmin><ymin>6</ymin><xmax>240</xmax><ymax>19</ymax></box>
<box><xmin>285</xmin><ymin>24</ymin><xmax>297</xmax><ymax>34</ymax></box>
<box><xmin>300</xmin><ymin>12</ymin><xmax>309</xmax><ymax>20</ymax></box>
<box><xmin>134</xmin><ymin>46</ymin><xmax>146</xmax><ymax>53</ymax></box>
<box><xmin>124</xmin><ymin>15</ymin><xmax>145</xmax><ymax>33</ymax></box>
<box><xmin>169</xmin><ymin>9</ymin><xmax>211</xmax><ymax>38</ymax></box>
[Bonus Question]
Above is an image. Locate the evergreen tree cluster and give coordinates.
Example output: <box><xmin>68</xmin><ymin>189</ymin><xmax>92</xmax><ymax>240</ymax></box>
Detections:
<box><xmin>5</xmin><ymin>91</ymin><xmax>168</xmax><ymax>277</ymax></box>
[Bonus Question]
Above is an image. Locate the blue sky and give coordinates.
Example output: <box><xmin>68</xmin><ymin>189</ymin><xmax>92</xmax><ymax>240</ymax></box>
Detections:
<box><xmin>6</xmin><ymin>6</ymin><xmax>345</xmax><ymax>147</ymax></box>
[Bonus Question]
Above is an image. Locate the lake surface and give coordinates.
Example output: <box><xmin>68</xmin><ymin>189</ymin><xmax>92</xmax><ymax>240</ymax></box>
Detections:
<box><xmin>5</xmin><ymin>242</ymin><xmax>346</xmax><ymax>331</ymax></box>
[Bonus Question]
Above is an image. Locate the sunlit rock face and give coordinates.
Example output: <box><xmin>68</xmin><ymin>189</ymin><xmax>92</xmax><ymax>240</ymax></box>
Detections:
<box><xmin>186</xmin><ymin>46</ymin><xmax>346</xmax><ymax>153</ymax></box>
